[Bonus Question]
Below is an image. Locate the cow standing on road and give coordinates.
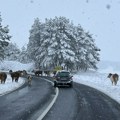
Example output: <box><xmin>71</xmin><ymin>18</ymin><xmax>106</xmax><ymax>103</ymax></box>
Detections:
<box><xmin>35</xmin><ymin>70</ymin><xmax>43</xmax><ymax>76</ymax></box>
<box><xmin>27</xmin><ymin>75</ymin><xmax>32</xmax><ymax>86</ymax></box>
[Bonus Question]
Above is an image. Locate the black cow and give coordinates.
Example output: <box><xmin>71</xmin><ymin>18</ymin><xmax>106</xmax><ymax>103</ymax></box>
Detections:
<box><xmin>35</xmin><ymin>70</ymin><xmax>43</xmax><ymax>76</ymax></box>
<box><xmin>10</xmin><ymin>71</ymin><xmax>22</xmax><ymax>82</ymax></box>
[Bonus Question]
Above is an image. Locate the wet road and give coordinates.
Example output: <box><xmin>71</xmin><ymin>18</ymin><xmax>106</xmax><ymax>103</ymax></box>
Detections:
<box><xmin>0</xmin><ymin>76</ymin><xmax>55</xmax><ymax>120</ymax></box>
<box><xmin>43</xmin><ymin>82</ymin><xmax>120</xmax><ymax>120</ymax></box>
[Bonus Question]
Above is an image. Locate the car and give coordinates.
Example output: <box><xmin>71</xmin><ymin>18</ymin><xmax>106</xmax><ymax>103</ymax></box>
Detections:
<box><xmin>53</xmin><ymin>70</ymin><xmax>73</xmax><ymax>88</ymax></box>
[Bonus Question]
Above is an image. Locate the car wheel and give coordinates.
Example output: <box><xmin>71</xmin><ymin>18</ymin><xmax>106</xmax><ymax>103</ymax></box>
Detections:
<box><xmin>69</xmin><ymin>83</ymin><xmax>73</xmax><ymax>88</ymax></box>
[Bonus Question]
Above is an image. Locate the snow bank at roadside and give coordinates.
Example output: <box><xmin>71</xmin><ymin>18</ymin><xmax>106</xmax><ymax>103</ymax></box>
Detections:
<box><xmin>73</xmin><ymin>70</ymin><xmax>120</xmax><ymax>104</ymax></box>
<box><xmin>0</xmin><ymin>74</ymin><xmax>25</xmax><ymax>96</ymax></box>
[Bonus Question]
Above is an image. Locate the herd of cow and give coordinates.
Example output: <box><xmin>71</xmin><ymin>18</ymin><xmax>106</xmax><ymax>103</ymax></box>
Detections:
<box><xmin>0</xmin><ymin>70</ymin><xmax>27</xmax><ymax>84</ymax></box>
<box><xmin>0</xmin><ymin>70</ymin><xmax>57</xmax><ymax>84</ymax></box>
<box><xmin>33</xmin><ymin>70</ymin><xmax>56</xmax><ymax>76</ymax></box>
<box><xmin>0</xmin><ymin>70</ymin><xmax>119</xmax><ymax>86</ymax></box>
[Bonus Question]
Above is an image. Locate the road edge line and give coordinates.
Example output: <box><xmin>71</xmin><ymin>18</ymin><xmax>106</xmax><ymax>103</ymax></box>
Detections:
<box><xmin>36</xmin><ymin>78</ymin><xmax>59</xmax><ymax>120</ymax></box>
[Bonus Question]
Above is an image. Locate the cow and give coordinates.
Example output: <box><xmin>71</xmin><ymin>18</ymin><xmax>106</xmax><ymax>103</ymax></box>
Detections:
<box><xmin>53</xmin><ymin>70</ymin><xmax>57</xmax><ymax>76</ymax></box>
<box><xmin>44</xmin><ymin>71</ymin><xmax>50</xmax><ymax>76</ymax></box>
<box><xmin>9</xmin><ymin>70</ymin><xmax>13</xmax><ymax>74</ymax></box>
<box><xmin>10</xmin><ymin>71</ymin><xmax>22</xmax><ymax>82</ymax></box>
<box><xmin>22</xmin><ymin>70</ymin><xmax>27</xmax><ymax>76</ymax></box>
<box><xmin>0</xmin><ymin>72</ymin><xmax>7</xmax><ymax>84</ymax></box>
<box><xmin>107</xmin><ymin>73</ymin><xmax>119</xmax><ymax>85</ymax></box>
<box><xmin>27</xmin><ymin>75</ymin><xmax>32</xmax><ymax>86</ymax></box>
<box><xmin>34</xmin><ymin>70</ymin><xmax>43</xmax><ymax>76</ymax></box>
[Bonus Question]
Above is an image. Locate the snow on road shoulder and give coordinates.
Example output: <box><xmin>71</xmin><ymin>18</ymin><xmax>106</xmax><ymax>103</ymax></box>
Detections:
<box><xmin>73</xmin><ymin>70</ymin><xmax>120</xmax><ymax>104</ymax></box>
<box><xmin>0</xmin><ymin>60</ymin><xmax>34</xmax><ymax>96</ymax></box>
<box><xmin>0</xmin><ymin>74</ymin><xmax>25</xmax><ymax>96</ymax></box>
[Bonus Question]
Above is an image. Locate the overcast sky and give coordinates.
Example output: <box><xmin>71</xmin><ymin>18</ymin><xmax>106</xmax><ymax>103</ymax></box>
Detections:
<box><xmin>0</xmin><ymin>0</ymin><xmax>120</xmax><ymax>62</ymax></box>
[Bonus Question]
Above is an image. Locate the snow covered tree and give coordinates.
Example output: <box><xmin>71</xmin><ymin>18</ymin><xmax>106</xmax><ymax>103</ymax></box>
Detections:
<box><xmin>40</xmin><ymin>17</ymin><xmax>76</xmax><ymax>69</ymax></box>
<box><xmin>27</xmin><ymin>18</ymin><xmax>45</xmax><ymax>67</ymax></box>
<box><xmin>73</xmin><ymin>25</ymin><xmax>100</xmax><ymax>71</ymax></box>
<box><xmin>4</xmin><ymin>42</ymin><xmax>20</xmax><ymax>61</ymax></box>
<box><xmin>19</xmin><ymin>46</ymin><xmax>30</xmax><ymax>63</ymax></box>
<box><xmin>83</xmin><ymin>32</ymin><xmax>100</xmax><ymax>70</ymax></box>
<box><xmin>27</xmin><ymin>16</ymin><xmax>100</xmax><ymax>71</ymax></box>
<box><xmin>0</xmin><ymin>13</ymin><xmax>11</xmax><ymax>61</ymax></box>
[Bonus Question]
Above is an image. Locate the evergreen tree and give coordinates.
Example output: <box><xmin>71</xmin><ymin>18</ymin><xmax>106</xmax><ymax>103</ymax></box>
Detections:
<box><xmin>19</xmin><ymin>46</ymin><xmax>29</xmax><ymax>63</ymax></box>
<box><xmin>0</xmin><ymin>13</ymin><xmax>11</xmax><ymax>61</ymax></box>
<box><xmin>84</xmin><ymin>32</ymin><xmax>100</xmax><ymax>70</ymax></box>
<box><xmin>37</xmin><ymin>17</ymin><xmax>74</xmax><ymax>67</ymax></box>
<box><xmin>27</xmin><ymin>18</ymin><xmax>44</xmax><ymax>67</ymax></box>
<box><xmin>4</xmin><ymin>42</ymin><xmax>20</xmax><ymax>61</ymax></box>
<box><xmin>74</xmin><ymin>25</ymin><xmax>100</xmax><ymax>70</ymax></box>
<box><xmin>27</xmin><ymin>16</ymin><xmax>100</xmax><ymax>71</ymax></box>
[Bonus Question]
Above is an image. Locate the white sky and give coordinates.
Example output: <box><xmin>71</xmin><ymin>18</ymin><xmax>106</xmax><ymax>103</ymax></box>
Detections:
<box><xmin>0</xmin><ymin>60</ymin><xmax>120</xmax><ymax>104</ymax></box>
<box><xmin>0</xmin><ymin>0</ymin><xmax>120</xmax><ymax>61</ymax></box>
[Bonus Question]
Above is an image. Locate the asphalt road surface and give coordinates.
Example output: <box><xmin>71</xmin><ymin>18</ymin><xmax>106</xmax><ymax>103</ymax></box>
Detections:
<box><xmin>43</xmin><ymin>80</ymin><xmax>120</xmax><ymax>120</ymax></box>
<box><xmin>0</xmin><ymin>76</ymin><xmax>55</xmax><ymax>120</ymax></box>
<box><xmin>0</xmin><ymin>76</ymin><xmax>120</xmax><ymax>120</ymax></box>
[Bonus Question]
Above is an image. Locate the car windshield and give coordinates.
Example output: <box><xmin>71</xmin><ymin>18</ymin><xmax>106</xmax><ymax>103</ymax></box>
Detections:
<box><xmin>57</xmin><ymin>72</ymin><xmax>70</xmax><ymax>77</ymax></box>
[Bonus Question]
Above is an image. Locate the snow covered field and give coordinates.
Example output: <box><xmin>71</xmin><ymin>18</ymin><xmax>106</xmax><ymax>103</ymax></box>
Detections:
<box><xmin>0</xmin><ymin>60</ymin><xmax>120</xmax><ymax>104</ymax></box>
<box><xmin>73</xmin><ymin>70</ymin><xmax>120</xmax><ymax>104</ymax></box>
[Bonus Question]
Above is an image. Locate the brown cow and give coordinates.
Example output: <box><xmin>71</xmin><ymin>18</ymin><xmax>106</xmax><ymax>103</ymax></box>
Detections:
<box><xmin>107</xmin><ymin>73</ymin><xmax>119</xmax><ymax>85</ymax></box>
<box><xmin>10</xmin><ymin>71</ymin><xmax>22</xmax><ymax>82</ymax></box>
<box><xmin>0</xmin><ymin>72</ymin><xmax>7</xmax><ymax>84</ymax></box>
